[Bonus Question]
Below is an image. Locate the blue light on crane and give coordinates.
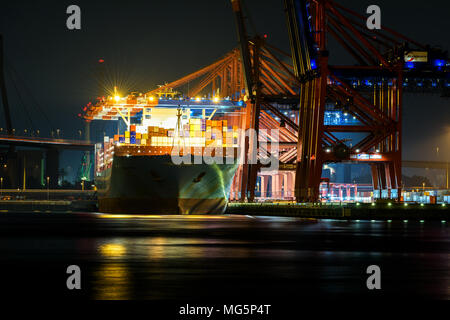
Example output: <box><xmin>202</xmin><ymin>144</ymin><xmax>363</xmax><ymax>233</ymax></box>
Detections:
<box><xmin>405</xmin><ymin>62</ymin><xmax>415</xmax><ymax>69</ymax></box>
<box><xmin>434</xmin><ymin>59</ymin><xmax>446</xmax><ymax>67</ymax></box>
<box><xmin>310</xmin><ymin>60</ymin><xmax>317</xmax><ymax>69</ymax></box>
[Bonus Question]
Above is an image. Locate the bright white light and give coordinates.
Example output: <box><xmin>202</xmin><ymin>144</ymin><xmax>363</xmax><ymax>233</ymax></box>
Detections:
<box><xmin>196</xmin><ymin>97</ymin><xmax>201</xmax><ymax>102</ymax></box>
<box><xmin>355</xmin><ymin>149</ymin><xmax>360</xmax><ymax>153</ymax></box>
<box><xmin>213</xmin><ymin>97</ymin><xmax>219</xmax><ymax>103</ymax></box>
<box><xmin>114</xmin><ymin>95</ymin><xmax>121</xmax><ymax>102</ymax></box>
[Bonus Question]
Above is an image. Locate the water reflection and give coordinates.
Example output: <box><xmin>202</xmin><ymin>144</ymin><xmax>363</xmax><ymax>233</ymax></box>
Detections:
<box><xmin>71</xmin><ymin>216</ymin><xmax>450</xmax><ymax>299</ymax></box>
<box><xmin>98</xmin><ymin>243</ymin><xmax>127</xmax><ymax>258</ymax></box>
<box><xmin>93</xmin><ymin>263</ymin><xmax>131</xmax><ymax>300</ymax></box>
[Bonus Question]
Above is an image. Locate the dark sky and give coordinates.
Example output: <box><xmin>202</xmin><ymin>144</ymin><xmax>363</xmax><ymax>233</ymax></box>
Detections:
<box><xmin>0</xmin><ymin>0</ymin><xmax>449</xmax><ymax>165</ymax></box>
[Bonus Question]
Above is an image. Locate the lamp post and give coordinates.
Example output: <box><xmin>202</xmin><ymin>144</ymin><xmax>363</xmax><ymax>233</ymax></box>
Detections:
<box><xmin>46</xmin><ymin>176</ymin><xmax>50</xmax><ymax>200</ymax></box>
<box><xmin>422</xmin><ymin>182</ymin><xmax>425</xmax><ymax>193</ymax></box>
<box><xmin>1</xmin><ymin>177</ymin><xmax>3</xmax><ymax>197</ymax></box>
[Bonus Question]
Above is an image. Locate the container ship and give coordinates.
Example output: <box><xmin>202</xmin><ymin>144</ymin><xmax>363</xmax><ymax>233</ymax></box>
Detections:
<box><xmin>87</xmin><ymin>90</ymin><xmax>244</xmax><ymax>214</ymax></box>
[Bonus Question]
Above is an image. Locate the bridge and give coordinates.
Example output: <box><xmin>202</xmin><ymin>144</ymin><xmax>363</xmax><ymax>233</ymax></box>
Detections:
<box><xmin>403</xmin><ymin>160</ymin><xmax>449</xmax><ymax>170</ymax></box>
<box><xmin>0</xmin><ymin>33</ymin><xmax>94</xmax><ymax>189</ymax></box>
<box><xmin>0</xmin><ymin>135</ymin><xmax>94</xmax><ymax>150</ymax></box>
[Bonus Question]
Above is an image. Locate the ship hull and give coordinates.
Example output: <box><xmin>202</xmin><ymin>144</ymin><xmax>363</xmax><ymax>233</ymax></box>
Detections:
<box><xmin>96</xmin><ymin>155</ymin><xmax>238</xmax><ymax>214</ymax></box>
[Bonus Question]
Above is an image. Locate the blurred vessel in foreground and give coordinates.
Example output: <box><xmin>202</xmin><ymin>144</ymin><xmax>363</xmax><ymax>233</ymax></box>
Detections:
<box><xmin>89</xmin><ymin>91</ymin><xmax>243</xmax><ymax>214</ymax></box>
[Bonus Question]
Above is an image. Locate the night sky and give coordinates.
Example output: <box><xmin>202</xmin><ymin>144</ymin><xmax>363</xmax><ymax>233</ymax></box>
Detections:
<box><xmin>0</xmin><ymin>0</ymin><xmax>449</xmax><ymax>181</ymax></box>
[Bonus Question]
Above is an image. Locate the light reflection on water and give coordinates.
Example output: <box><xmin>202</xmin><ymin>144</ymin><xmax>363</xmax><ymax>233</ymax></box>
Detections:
<box><xmin>1</xmin><ymin>213</ymin><xmax>448</xmax><ymax>299</ymax></box>
<box><xmin>96</xmin><ymin>237</ymin><xmax>255</xmax><ymax>260</ymax></box>
<box><xmin>94</xmin><ymin>263</ymin><xmax>131</xmax><ymax>300</ymax></box>
<box><xmin>25</xmin><ymin>214</ymin><xmax>450</xmax><ymax>299</ymax></box>
<box><xmin>98</xmin><ymin>243</ymin><xmax>127</xmax><ymax>257</ymax></box>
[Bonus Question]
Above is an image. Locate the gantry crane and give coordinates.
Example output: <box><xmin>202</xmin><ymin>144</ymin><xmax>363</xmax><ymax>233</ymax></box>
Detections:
<box><xmin>99</xmin><ymin>1</ymin><xmax>448</xmax><ymax>203</ymax></box>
